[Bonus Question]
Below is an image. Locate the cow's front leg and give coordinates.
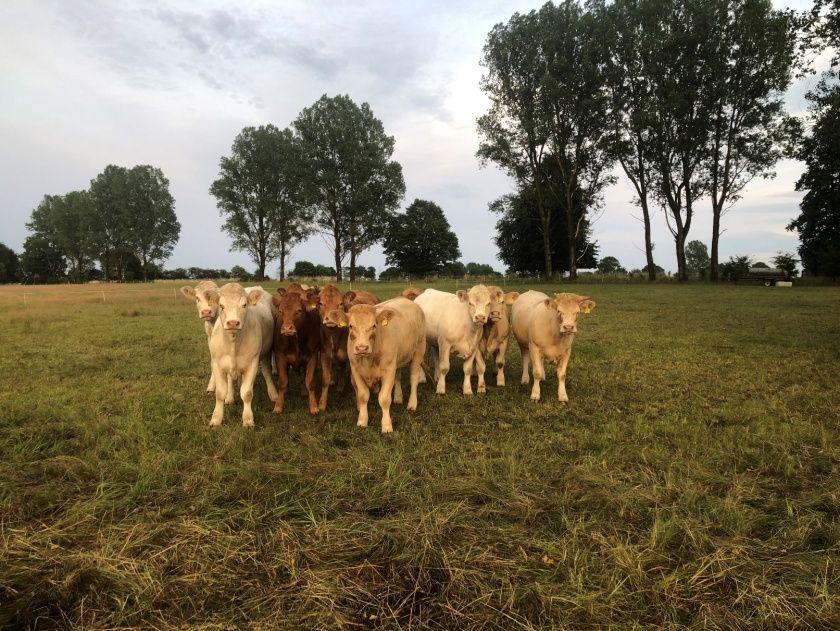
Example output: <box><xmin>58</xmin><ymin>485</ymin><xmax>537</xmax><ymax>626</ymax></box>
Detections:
<box><xmin>225</xmin><ymin>373</ymin><xmax>234</xmax><ymax>404</ymax></box>
<box><xmin>474</xmin><ymin>349</ymin><xmax>487</xmax><ymax>394</ymax></box>
<box><xmin>436</xmin><ymin>340</ymin><xmax>451</xmax><ymax>395</ymax></box>
<box><xmin>206</xmin><ymin>365</ymin><xmax>216</xmax><ymax>393</ymax></box>
<box><xmin>462</xmin><ymin>351</ymin><xmax>475</xmax><ymax>396</ymax></box>
<box><xmin>378</xmin><ymin>369</ymin><xmax>396</xmax><ymax>434</ymax></box>
<box><xmin>209</xmin><ymin>365</ymin><xmax>226</xmax><ymax>427</ymax></box>
<box><xmin>529</xmin><ymin>343</ymin><xmax>545</xmax><ymax>402</ymax></box>
<box><xmin>305</xmin><ymin>354</ymin><xmax>319</xmax><ymax>415</ymax></box>
<box><xmin>352</xmin><ymin>368</ymin><xmax>370</xmax><ymax>428</ymax></box>
<box><xmin>556</xmin><ymin>347</ymin><xmax>572</xmax><ymax>404</ymax></box>
<box><xmin>260</xmin><ymin>355</ymin><xmax>278</xmax><ymax>401</ymax></box>
<box><xmin>273</xmin><ymin>353</ymin><xmax>289</xmax><ymax>413</ymax></box>
<box><xmin>240</xmin><ymin>359</ymin><xmax>259</xmax><ymax>427</ymax></box>
<box><xmin>318</xmin><ymin>353</ymin><xmax>332</xmax><ymax>412</ymax></box>
<box><xmin>496</xmin><ymin>338</ymin><xmax>508</xmax><ymax>387</ymax></box>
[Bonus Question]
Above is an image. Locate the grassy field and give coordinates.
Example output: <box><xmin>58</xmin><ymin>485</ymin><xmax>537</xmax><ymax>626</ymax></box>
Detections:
<box><xmin>0</xmin><ymin>280</ymin><xmax>838</xmax><ymax>630</ymax></box>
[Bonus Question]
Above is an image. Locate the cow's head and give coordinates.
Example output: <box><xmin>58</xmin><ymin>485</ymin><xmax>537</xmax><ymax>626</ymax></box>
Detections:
<box><xmin>273</xmin><ymin>288</ymin><xmax>318</xmax><ymax>336</ymax></box>
<box><xmin>316</xmin><ymin>285</ymin><xmax>345</xmax><ymax>327</ymax></box>
<box><xmin>345</xmin><ymin>304</ymin><xmax>394</xmax><ymax>356</ymax></box>
<box><xmin>486</xmin><ymin>287</ymin><xmax>519</xmax><ymax>321</ymax></box>
<box><xmin>180</xmin><ymin>281</ymin><xmax>219</xmax><ymax>321</ymax></box>
<box><xmin>215</xmin><ymin>283</ymin><xmax>260</xmax><ymax>338</ymax></box>
<box><xmin>456</xmin><ymin>284</ymin><xmax>502</xmax><ymax>325</ymax></box>
<box><xmin>543</xmin><ymin>293</ymin><xmax>596</xmax><ymax>334</ymax></box>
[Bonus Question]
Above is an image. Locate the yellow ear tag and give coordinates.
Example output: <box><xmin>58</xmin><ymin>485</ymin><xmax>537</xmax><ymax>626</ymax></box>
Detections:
<box><xmin>381</xmin><ymin>319</ymin><xmax>389</xmax><ymax>327</ymax></box>
<box><xmin>308</xmin><ymin>303</ymin><xmax>316</xmax><ymax>309</ymax></box>
<box><xmin>582</xmin><ymin>306</ymin><xmax>591</xmax><ymax>314</ymax></box>
<box><xmin>338</xmin><ymin>320</ymin><xmax>347</xmax><ymax>327</ymax></box>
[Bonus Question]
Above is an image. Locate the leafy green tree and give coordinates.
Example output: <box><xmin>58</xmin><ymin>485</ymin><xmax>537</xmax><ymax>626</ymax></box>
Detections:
<box><xmin>230</xmin><ymin>265</ymin><xmax>251</xmax><ymax>281</ymax></box>
<box><xmin>125</xmin><ymin>165</ymin><xmax>180</xmax><ymax>281</ymax></box>
<box><xmin>439</xmin><ymin>261</ymin><xmax>467</xmax><ymax>278</ymax></box>
<box><xmin>685</xmin><ymin>240</ymin><xmax>711</xmax><ymax>279</ymax></box>
<box><xmin>596</xmin><ymin>256</ymin><xmax>625</xmax><ymax>274</ymax></box>
<box><xmin>363</xmin><ymin>266</ymin><xmax>376</xmax><ymax>280</ymax></box>
<box><xmin>0</xmin><ymin>243</ymin><xmax>20</xmax><ymax>284</ymax></box>
<box><xmin>294</xmin><ymin>95</ymin><xmax>405</xmax><ymax>281</ymax></box>
<box><xmin>20</xmin><ymin>234</ymin><xmax>66</xmax><ymax>283</ymax></box>
<box><xmin>490</xmin><ymin>182</ymin><xmax>598</xmax><ymax>277</ymax></box>
<box><xmin>465</xmin><ymin>262</ymin><xmax>499</xmax><ymax>276</ymax></box>
<box><xmin>753</xmin><ymin>261</ymin><xmax>770</xmax><ymax>268</ymax></box>
<box><xmin>642</xmin><ymin>263</ymin><xmax>666</xmax><ymax>277</ymax></box>
<box><xmin>719</xmin><ymin>254</ymin><xmax>753</xmax><ymax>280</ymax></box>
<box><xmin>314</xmin><ymin>264</ymin><xmax>336</xmax><ymax>277</ymax></box>
<box><xmin>90</xmin><ymin>165</ymin><xmax>132</xmax><ymax>281</ymax></box>
<box><xmin>291</xmin><ymin>260</ymin><xmax>317</xmax><ymax>277</ymax></box>
<box><xmin>26</xmin><ymin>193</ymin><xmax>97</xmax><ymax>283</ymax></box>
<box><xmin>379</xmin><ymin>267</ymin><xmax>403</xmax><ymax>281</ymax></box>
<box><xmin>772</xmin><ymin>252</ymin><xmax>799</xmax><ymax>277</ymax></box>
<box><xmin>382</xmin><ymin>199</ymin><xmax>461</xmax><ymax>277</ymax></box>
<box><xmin>788</xmin><ymin>86</ymin><xmax>840</xmax><ymax>278</ymax></box>
<box><xmin>210</xmin><ymin>124</ymin><xmax>312</xmax><ymax>281</ymax></box>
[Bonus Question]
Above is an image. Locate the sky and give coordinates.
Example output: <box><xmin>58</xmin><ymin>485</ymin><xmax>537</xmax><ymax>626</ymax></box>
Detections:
<box><xmin>0</xmin><ymin>0</ymin><xmax>825</xmax><ymax>276</ymax></box>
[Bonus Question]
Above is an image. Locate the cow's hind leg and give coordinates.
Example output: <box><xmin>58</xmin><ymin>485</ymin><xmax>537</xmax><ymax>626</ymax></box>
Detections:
<box><xmin>260</xmin><ymin>355</ymin><xmax>278</xmax><ymax>401</ymax></box>
<box><xmin>496</xmin><ymin>338</ymin><xmax>508</xmax><ymax>387</ymax></box>
<box><xmin>519</xmin><ymin>342</ymin><xmax>530</xmax><ymax>385</ymax></box>
<box><xmin>393</xmin><ymin>368</ymin><xmax>403</xmax><ymax>405</ymax></box>
<box><xmin>436</xmin><ymin>340</ymin><xmax>451</xmax><ymax>395</ymax></box>
<box><xmin>305</xmin><ymin>354</ymin><xmax>319</xmax><ymax>415</ymax></box>
<box><xmin>529</xmin><ymin>343</ymin><xmax>544</xmax><ymax>402</ymax></box>
<box><xmin>407</xmin><ymin>338</ymin><xmax>424</xmax><ymax>411</ymax></box>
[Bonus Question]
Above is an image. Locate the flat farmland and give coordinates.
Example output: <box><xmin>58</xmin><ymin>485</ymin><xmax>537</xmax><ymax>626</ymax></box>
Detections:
<box><xmin>0</xmin><ymin>281</ymin><xmax>838</xmax><ymax>630</ymax></box>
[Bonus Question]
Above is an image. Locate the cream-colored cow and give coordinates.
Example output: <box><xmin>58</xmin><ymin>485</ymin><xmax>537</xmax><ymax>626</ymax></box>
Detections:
<box><xmin>180</xmin><ymin>281</ymin><xmax>226</xmax><ymax>394</ymax></box>
<box><xmin>207</xmin><ymin>283</ymin><xmax>278</xmax><ymax>427</ymax></box>
<box><xmin>478</xmin><ymin>287</ymin><xmax>520</xmax><ymax>388</ymax></box>
<box><xmin>511</xmin><ymin>291</ymin><xmax>596</xmax><ymax>403</ymax></box>
<box><xmin>331</xmin><ymin>297</ymin><xmax>426</xmax><ymax>434</ymax></box>
<box><xmin>414</xmin><ymin>285</ymin><xmax>502</xmax><ymax>395</ymax></box>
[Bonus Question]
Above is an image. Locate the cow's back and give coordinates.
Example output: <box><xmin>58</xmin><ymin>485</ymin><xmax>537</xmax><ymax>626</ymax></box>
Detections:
<box><xmin>414</xmin><ymin>289</ymin><xmax>465</xmax><ymax>342</ymax></box>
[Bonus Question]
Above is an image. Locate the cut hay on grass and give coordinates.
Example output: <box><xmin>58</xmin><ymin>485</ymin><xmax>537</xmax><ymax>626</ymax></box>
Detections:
<box><xmin>0</xmin><ymin>281</ymin><xmax>838</xmax><ymax>629</ymax></box>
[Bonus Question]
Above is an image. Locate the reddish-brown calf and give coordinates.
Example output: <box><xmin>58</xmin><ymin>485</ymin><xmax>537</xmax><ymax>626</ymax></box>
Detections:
<box><xmin>271</xmin><ymin>288</ymin><xmax>321</xmax><ymax>414</ymax></box>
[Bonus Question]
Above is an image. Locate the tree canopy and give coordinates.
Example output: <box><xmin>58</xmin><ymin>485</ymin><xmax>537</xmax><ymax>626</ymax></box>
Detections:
<box><xmin>382</xmin><ymin>199</ymin><xmax>461</xmax><ymax>277</ymax></box>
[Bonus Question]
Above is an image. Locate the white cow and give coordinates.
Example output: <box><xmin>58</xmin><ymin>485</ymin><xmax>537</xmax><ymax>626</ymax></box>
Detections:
<box><xmin>181</xmin><ymin>281</ymin><xmax>227</xmax><ymax>394</ymax></box>
<box><xmin>479</xmin><ymin>287</ymin><xmax>520</xmax><ymax>388</ymax></box>
<box><xmin>207</xmin><ymin>283</ymin><xmax>278</xmax><ymax>427</ymax></box>
<box><xmin>414</xmin><ymin>285</ymin><xmax>502</xmax><ymax>395</ymax></box>
<box><xmin>511</xmin><ymin>290</ymin><xmax>596</xmax><ymax>403</ymax></box>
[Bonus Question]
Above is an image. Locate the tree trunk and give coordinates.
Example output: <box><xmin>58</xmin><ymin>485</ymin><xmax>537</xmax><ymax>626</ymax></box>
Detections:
<box><xmin>710</xmin><ymin>202</ymin><xmax>722</xmax><ymax>281</ymax></box>
<box><xmin>279</xmin><ymin>242</ymin><xmax>286</xmax><ymax>281</ymax></box>
<box><xmin>349</xmin><ymin>248</ymin><xmax>357</xmax><ymax>283</ymax></box>
<box><xmin>142</xmin><ymin>254</ymin><xmax>149</xmax><ymax>282</ymax></box>
<box><xmin>675</xmin><ymin>233</ymin><xmax>688</xmax><ymax>281</ymax></box>
<box><xmin>334</xmin><ymin>229</ymin><xmax>342</xmax><ymax>282</ymax></box>
<box><xmin>641</xmin><ymin>200</ymin><xmax>656</xmax><ymax>282</ymax></box>
<box><xmin>565</xmin><ymin>198</ymin><xmax>577</xmax><ymax>281</ymax></box>
<box><xmin>538</xmin><ymin>208</ymin><xmax>552</xmax><ymax>281</ymax></box>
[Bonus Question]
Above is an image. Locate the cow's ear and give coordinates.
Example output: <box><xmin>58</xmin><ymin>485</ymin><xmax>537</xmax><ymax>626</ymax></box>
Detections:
<box><xmin>180</xmin><ymin>286</ymin><xmax>196</xmax><ymax>299</ymax></box>
<box><xmin>543</xmin><ymin>298</ymin><xmax>555</xmax><ymax>309</ymax></box>
<box><xmin>343</xmin><ymin>290</ymin><xmax>357</xmax><ymax>305</ymax></box>
<box><xmin>305</xmin><ymin>289</ymin><xmax>319</xmax><ymax>311</ymax></box>
<box><xmin>248</xmin><ymin>291</ymin><xmax>262</xmax><ymax>306</ymax></box>
<box><xmin>504</xmin><ymin>291</ymin><xmax>520</xmax><ymax>305</ymax></box>
<box><xmin>456</xmin><ymin>290</ymin><xmax>468</xmax><ymax>302</ymax></box>
<box><xmin>492</xmin><ymin>289</ymin><xmax>504</xmax><ymax>304</ymax></box>
<box><xmin>376</xmin><ymin>308</ymin><xmax>395</xmax><ymax>327</ymax></box>
<box><xmin>328</xmin><ymin>309</ymin><xmax>348</xmax><ymax>327</ymax></box>
<box><xmin>276</xmin><ymin>288</ymin><xmax>287</xmax><ymax>297</ymax></box>
<box><xmin>206</xmin><ymin>290</ymin><xmax>219</xmax><ymax>306</ymax></box>
<box><xmin>401</xmin><ymin>287</ymin><xmax>421</xmax><ymax>301</ymax></box>
<box><xmin>578</xmin><ymin>297</ymin><xmax>596</xmax><ymax>314</ymax></box>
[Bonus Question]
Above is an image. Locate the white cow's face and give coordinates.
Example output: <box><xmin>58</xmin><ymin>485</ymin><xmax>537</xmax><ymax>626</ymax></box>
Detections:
<box><xmin>457</xmin><ymin>285</ymin><xmax>501</xmax><ymax>325</ymax></box>
<box><xmin>216</xmin><ymin>283</ymin><xmax>260</xmax><ymax>338</ymax></box>
<box><xmin>181</xmin><ymin>282</ymin><xmax>219</xmax><ymax>321</ymax></box>
<box><xmin>544</xmin><ymin>293</ymin><xmax>596</xmax><ymax>334</ymax></box>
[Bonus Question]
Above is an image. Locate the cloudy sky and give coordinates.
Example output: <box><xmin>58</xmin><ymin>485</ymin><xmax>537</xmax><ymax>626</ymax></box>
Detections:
<box><xmin>0</xmin><ymin>0</ymin><xmax>823</xmax><ymax>275</ymax></box>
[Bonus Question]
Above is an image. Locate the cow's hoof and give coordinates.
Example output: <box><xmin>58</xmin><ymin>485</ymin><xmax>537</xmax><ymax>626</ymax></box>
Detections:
<box><xmin>357</xmin><ymin>420</ymin><xmax>368</xmax><ymax>428</ymax></box>
<box><xmin>242</xmin><ymin>420</ymin><xmax>254</xmax><ymax>428</ymax></box>
<box><xmin>530</xmin><ymin>395</ymin><xmax>540</xmax><ymax>403</ymax></box>
<box><xmin>209</xmin><ymin>418</ymin><xmax>222</xmax><ymax>427</ymax></box>
<box><xmin>477</xmin><ymin>386</ymin><xmax>487</xmax><ymax>394</ymax></box>
<box><xmin>272</xmin><ymin>405</ymin><xmax>284</xmax><ymax>414</ymax></box>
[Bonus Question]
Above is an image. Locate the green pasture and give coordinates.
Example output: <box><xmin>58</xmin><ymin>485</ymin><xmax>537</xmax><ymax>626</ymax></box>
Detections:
<box><xmin>0</xmin><ymin>281</ymin><xmax>838</xmax><ymax>629</ymax></box>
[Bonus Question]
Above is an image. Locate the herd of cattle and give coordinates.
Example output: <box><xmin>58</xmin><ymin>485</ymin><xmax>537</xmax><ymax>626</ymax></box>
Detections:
<box><xmin>180</xmin><ymin>282</ymin><xmax>597</xmax><ymax>433</ymax></box>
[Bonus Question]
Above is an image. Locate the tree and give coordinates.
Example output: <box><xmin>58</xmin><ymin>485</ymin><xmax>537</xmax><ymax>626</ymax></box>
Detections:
<box><xmin>382</xmin><ymin>199</ymin><xmax>461</xmax><ymax>276</ymax></box>
<box><xmin>772</xmin><ymin>252</ymin><xmax>799</xmax><ymax>277</ymax></box>
<box><xmin>719</xmin><ymin>254</ymin><xmax>753</xmax><ymax>280</ymax></box>
<box><xmin>704</xmin><ymin>0</ymin><xmax>799</xmax><ymax>280</ymax></box>
<box><xmin>294</xmin><ymin>95</ymin><xmax>405</xmax><ymax>281</ymax></box>
<box><xmin>601</xmin><ymin>0</ymin><xmax>659</xmax><ymax>280</ymax></box>
<box><xmin>363</xmin><ymin>266</ymin><xmax>376</xmax><ymax>280</ymax></box>
<box><xmin>314</xmin><ymin>264</ymin><xmax>336</xmax><ymax>277</ymax></box>
<box><xmin>291</xmin><ymin>260</ymin><xmax>317</xmax><ymax>277</ymax></box>
<box><xmin>596</xmin><ymin>256</ymin><xmax>625</xmax><ymax>274</ymax></box>
<box><xmin>231</xmin><ymin>265</ymin><xmax>251</xmax><ymax>281</ymax></box>
<box><xmin>465</xmin><ymin>262</ymin><xmax>499</xmax><ymax>276</ymax></box>
<box><xmin>89</xmin><ymin>165</ymin><xmax>132</xmax><ymax>281</ymax></box>
<box><xmin>491</xmin><ymin>183</ymin><xmax>598</xmax><ymax>277</ymax></box>
<box><xmin>20</xmin><ymin>234</ymin><xmax>66</xmax><ymax>283</ymax></box>
<box><xmin>685</xmin><ymin>240</ymin><xmax>711</xmax><ymax>279</ymax></box>
<box><xmin>26</xmin><ymin>193</ymin><xmax>96</xmax><ymax>284</ymax></box>
<box><xmin>788</xmin><ymin>85</ymin><xmax>840</xmax><ymax>278</ymax></box>
<box><xmin>379</xmin><ymin>266</ymin><xmax>404</xmax><ymax>280</ymax></box>
<box><xmin>0</xmin><ymin>243</ymin><xmax>19</xmax><ymax>284</ymax></box>
<box><xmin>210</xmin><ymin>124</ymin><xmax>312</xmax><ymax>281</ymax></box>
<box><xmin>125</xmin><ymin>165</ymin><xmax>180</xmax><ymax>281</ymax></box>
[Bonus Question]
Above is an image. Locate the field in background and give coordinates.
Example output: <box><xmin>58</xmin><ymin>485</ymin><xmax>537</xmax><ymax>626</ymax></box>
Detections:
<box><xmin>1</xmin><ymin>281</ymin><xmax>838</xmax><ymax>629</ymax></box>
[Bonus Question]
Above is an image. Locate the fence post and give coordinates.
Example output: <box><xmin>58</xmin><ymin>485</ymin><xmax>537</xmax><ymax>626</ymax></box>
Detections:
<box><xmin>102</xmin><ymin>291</ymin><xmax>106</xmax><ymax>303</ymax></box>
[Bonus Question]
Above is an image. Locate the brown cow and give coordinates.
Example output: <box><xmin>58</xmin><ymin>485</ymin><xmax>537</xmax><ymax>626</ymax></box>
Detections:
<box><xmin>315</xmin><ymin>285</ymin><xmax>379</xmax><ymax>411</ymax></box>
<box><xmin>331</xmin><ymin>297</ymin><xmax>426</xmax><ymax>433</ymax></box>
<box><xmin>400</xmin><ymin>287</ymin><xmax>423</xmax><ymax>301</ymax></box>
<box><xmin>271</xmin><ymin>288</ymin><xmax>321</xmax><ymax>414</ymax></box>
<box><xmin>478</xmin><ymin>287</ymin><xmax>520</xmax><ymax>389</ymax></box>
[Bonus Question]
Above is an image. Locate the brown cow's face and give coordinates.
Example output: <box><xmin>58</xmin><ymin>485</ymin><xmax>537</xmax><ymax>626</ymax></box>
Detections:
<box><xmin>273</xmin><ymin>289</ymin><xmax>314</xmax><ymax>337</ymax></box>
<box><xmin>346</xmin><ymin>305</ymin><xmax>394</xmax><ymax>356</ymax></box>
<box><xmin>181</xmin><ymin>282</ymin><xmax>219</xmax><ymax>321</ymax></box>
<box><xmin>486</xmin><ymin>287</ymin><xmax>518</xmax><ymax>321</ymax></box>
<box><xmin>545</xmin><ymin>293</ymin><xmax>596</xmax><ymax>334</ymax></box>
<box><xmin>457</xmin><ymin>285</ymin><xmax>498</xmax><ymax>325</ymax></box>
<box><xmin>317</xmin><ymin>285</ymin><xmax>345</xmax><ymax>327</ymax></box>
<box><xmin>216</xmin><ymin>283</ymin><xmax>258</xmax><ymax>338</ymax></box>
